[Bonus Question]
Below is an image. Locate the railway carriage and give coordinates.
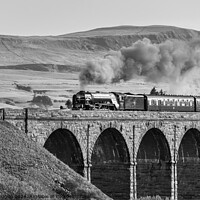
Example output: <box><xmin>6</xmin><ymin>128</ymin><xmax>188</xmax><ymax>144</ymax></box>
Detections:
<box><xmin>147</xmin><ymin>95</ymin><xmax>195</xmax><ymax>112</ymax></box>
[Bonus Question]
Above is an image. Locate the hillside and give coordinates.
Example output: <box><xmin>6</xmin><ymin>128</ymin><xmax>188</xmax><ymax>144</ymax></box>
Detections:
<box><xmin>1</xmin><ymin>25</ymin><xmax>200</xmax><ymax>109</ymax></box>
<box><xmin>0</xmin><ymin>121</ymin><xmax>112</xmax><ymax>200</ymax></box>
<box><xmin>63</xmin><ymin>25</ymin><xmax>200</xmax><ymax>38</ymax></box>
<box><xmin>0</xmin><ymin>25</ymin><xmax>200</xmax><ymax>68</ymax></box>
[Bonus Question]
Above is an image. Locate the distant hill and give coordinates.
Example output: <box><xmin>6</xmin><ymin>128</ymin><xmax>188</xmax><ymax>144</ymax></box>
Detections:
<box><xmin>0</xmin><ymin>25</ymin><xmax>200</xmax><ymax>70</ymax></box>
<box><xmin>0</xmin><ymin>120</ymin><xmax>111</xmax><ymax>200</ymax></box>
<box><xmin>62</xmin><ymin>25</ymin><xmax>200</xmax><ymax>39</ymax></box>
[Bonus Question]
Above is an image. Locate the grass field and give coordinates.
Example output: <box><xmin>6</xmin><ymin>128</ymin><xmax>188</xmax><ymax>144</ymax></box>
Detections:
<box><xmin>0</xmin><ymin>69</ymin><xmax>169</xmax><ymax>109</ymax></box>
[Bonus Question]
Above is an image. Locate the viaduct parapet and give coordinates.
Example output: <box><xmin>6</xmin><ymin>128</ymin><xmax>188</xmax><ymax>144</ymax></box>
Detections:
<box><xmin>1</xmin><ymin>108</ymin><xmax>200</xmax><ymax>200</ymax></box>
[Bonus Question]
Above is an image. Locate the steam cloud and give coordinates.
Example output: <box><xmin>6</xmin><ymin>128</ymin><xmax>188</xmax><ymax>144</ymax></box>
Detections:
<box><xmin>79</xmin><ymin>38</ymin><xmax>200</xmax><ymax>94</ymax></box>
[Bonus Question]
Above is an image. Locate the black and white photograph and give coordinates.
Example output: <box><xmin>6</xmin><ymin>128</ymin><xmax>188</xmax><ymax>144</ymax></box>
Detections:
<box><xmin>0</xmin><ymin>0</ymin><xmax>200</xmax><ymax>200</ymax></box>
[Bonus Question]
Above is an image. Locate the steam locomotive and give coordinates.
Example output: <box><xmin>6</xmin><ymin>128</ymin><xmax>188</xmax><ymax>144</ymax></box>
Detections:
<box><xmin>72</xmin><ymin>91</ymin><xmax>200</xmax><ymax>112</ymax></box>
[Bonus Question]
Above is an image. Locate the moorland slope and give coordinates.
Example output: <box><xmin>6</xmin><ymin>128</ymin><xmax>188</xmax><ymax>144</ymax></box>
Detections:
<box><xmin>0</xmin><ymin>25</ymin><xmax>200</xmax><ymax>70</ymax></box>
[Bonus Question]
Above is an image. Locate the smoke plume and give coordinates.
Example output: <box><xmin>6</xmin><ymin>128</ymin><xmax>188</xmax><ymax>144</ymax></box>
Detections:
<box><xmin>79</xmin><ymin>38</ymin><xmax>200</xmax><ymax>94</ymax></box>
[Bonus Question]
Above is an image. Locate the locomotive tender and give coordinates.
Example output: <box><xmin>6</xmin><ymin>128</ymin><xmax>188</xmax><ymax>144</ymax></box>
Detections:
<box><xmin>72</xmin><ymin>90</ymin><xmax>200</xmax><ymax>112</ymax></box>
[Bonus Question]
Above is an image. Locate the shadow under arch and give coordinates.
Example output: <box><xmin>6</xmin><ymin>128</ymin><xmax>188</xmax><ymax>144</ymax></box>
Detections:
<box><xmin>91</xmin><ymin>128</ymin><xmax>130</xmax><ymax>200</ymax></box>
<box><xmin>137</xmin><ymin>128</ymin><xmax>171</xmax><ymax>199</ymax></box>
<box><xmin>44</xmin><ymin>128</ymin><xmax>84</xmax><ymax>176</ymax></box>
<box><xmin>177</xmin><ymin>128</ymin><xmax>200</xmax><ymax>200</ymax></box>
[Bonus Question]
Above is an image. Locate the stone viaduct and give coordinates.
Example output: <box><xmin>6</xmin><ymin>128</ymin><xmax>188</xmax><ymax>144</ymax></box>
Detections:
<box><xmin>1</xmin><ymin>108</ymin><xmax>200</xmax><ymax>200</ymax></box>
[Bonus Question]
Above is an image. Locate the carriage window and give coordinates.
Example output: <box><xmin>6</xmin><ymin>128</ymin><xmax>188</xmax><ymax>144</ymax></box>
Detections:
<box><xmin>159</xmin><ymin>100</ymin><xmax>164</xmax><ymax>105</ymax></box>
<box><xmin>151</xmin><ymin>100</ymin><xmax>157</xmax><ymax>106</ymax></box>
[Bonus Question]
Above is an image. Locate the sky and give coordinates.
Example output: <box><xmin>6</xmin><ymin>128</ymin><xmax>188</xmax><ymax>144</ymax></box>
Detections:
<box><xmin>0</xmin><ymin>0</ymin><xmax>200</xmax><ymax>36</ymax></box>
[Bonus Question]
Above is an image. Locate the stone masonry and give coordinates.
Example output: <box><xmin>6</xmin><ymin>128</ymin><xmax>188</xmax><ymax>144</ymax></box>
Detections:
<box><xmin>1</xmin><ymin>108</ymin><xmax>200</xmax><ymax>200</ymax></box>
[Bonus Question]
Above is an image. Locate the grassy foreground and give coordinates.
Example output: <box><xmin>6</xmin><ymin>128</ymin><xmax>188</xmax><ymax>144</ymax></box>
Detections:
<box><xmin>0</xmin><ymin>121</ymin><xmax>112</xmax><ymax>200</ymax></box>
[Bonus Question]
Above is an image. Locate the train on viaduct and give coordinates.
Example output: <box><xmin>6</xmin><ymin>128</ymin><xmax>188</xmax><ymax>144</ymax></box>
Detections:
<box><xmin>1</xmin><ymin>108</ymin><xmax>200</xmax><ymax>200</ymax></box>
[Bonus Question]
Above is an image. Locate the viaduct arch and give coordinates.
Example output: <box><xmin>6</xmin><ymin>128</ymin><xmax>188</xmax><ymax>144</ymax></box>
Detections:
<box><xmin>44</xmin><ymin>128</ymin><xmax>84</xmax><ymax>176</ymax></box>
<box><xmin>3</xmin><ymin>108</ymin><xmax>200</xmax><ymax>200</ymax></box>
<box><xmin>91</xmin><ymin>128</ymin><xmax>130</xmax><ymax>200</ymax></box>
<box><xmin>137</xmin><ymin>128</ymin><xmax>171</xmax><ymax>199</ymax></box>
<box><xmin>177</xmin><ymin>128</ymin><xmax>200</xmax><ymax>200</ymax></box>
